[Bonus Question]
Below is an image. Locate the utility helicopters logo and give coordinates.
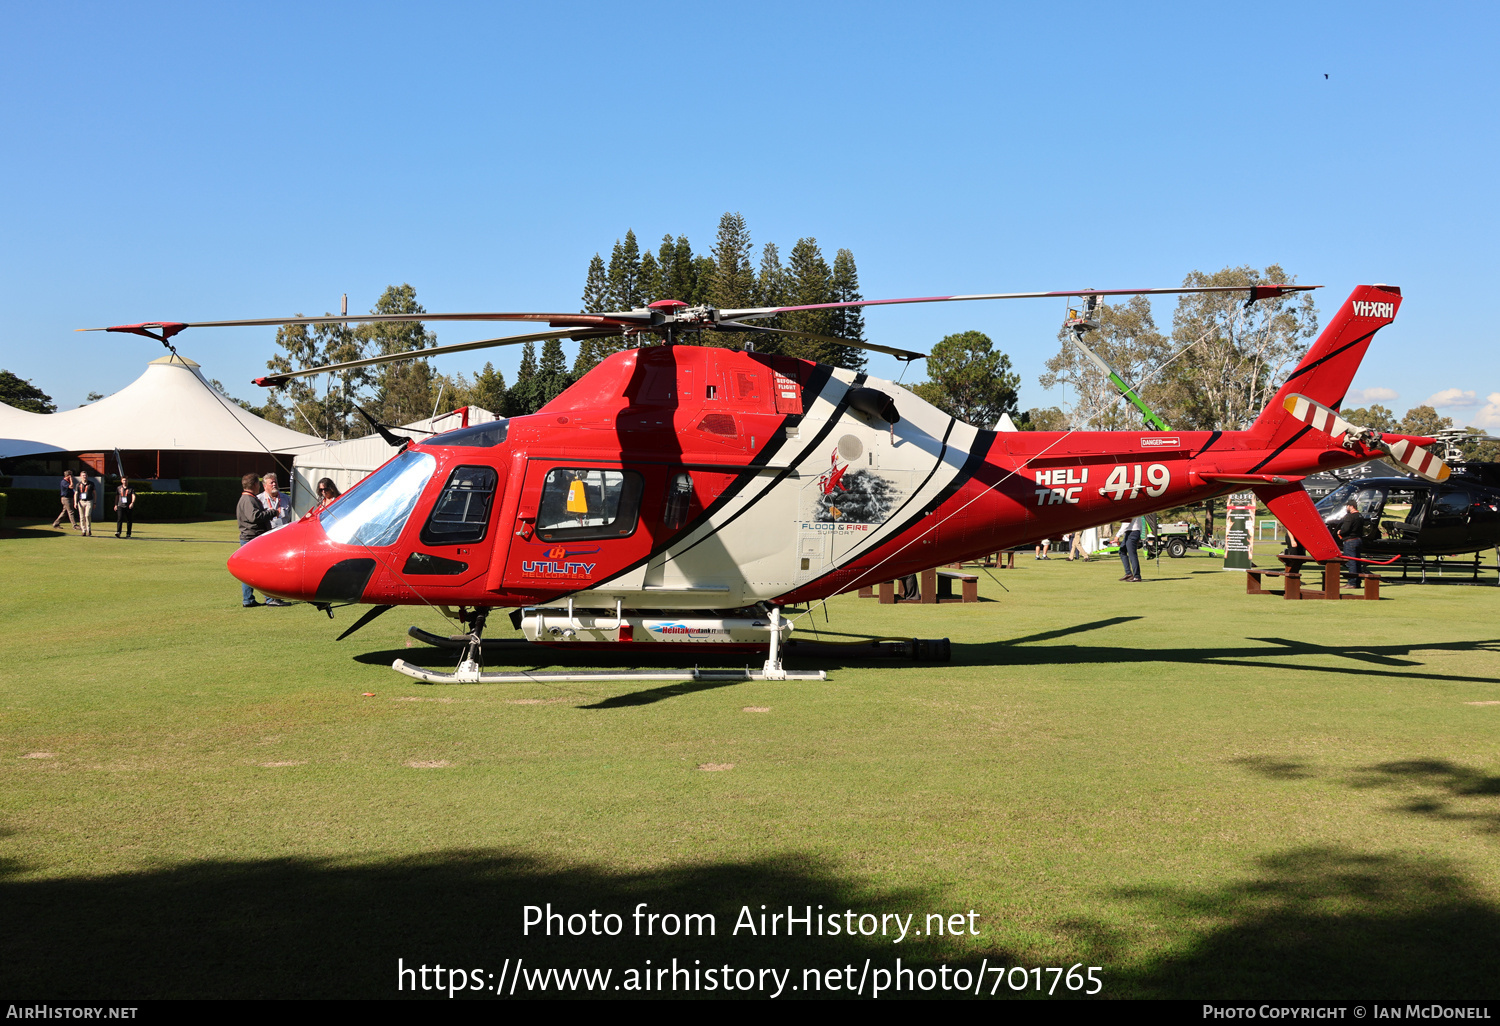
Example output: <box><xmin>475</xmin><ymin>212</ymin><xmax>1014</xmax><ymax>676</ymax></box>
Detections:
<box><xmin>521</xmin><ymin>545</ymin><xmax>600</xmax><ymax>577</ymax></box>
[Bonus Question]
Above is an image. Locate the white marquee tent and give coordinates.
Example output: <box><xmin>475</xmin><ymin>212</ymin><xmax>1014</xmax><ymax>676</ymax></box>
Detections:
<box><xmin>0</xmin><ymin>354</ymin><xmax>327</xmax><ymax>471</ymax></box>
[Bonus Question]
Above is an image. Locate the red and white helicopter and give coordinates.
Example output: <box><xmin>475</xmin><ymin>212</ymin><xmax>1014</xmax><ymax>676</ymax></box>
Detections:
<box><xmin>90</xmin><ymin>282</ymin><xmax>1447</xmax><ymax>683</ymax></box>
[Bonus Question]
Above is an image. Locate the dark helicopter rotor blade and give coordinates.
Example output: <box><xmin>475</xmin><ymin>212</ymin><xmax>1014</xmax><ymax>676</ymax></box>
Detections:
<box><xmin>718</xmin><ymin>283</ymin><xmax>1320</xmax><ymax>322</ymax></box>
<box><xmin>251</xmin><ymin>328</ymin><xmax>615</xmax><ymax>386</ymax></box>
<box><xmin>82</xmin><ymin>311</ymin><xmax>650</xmax><ymax>337</ymax></box>
<box><xmin>336</xmin><ymin>604</ymin><xmax>395</xmax><ymax>641</ymax></box>
<box><xmin>715</xmin><ymin>322</ymin><xmax>927</xmax><ymax>362</ymax></box>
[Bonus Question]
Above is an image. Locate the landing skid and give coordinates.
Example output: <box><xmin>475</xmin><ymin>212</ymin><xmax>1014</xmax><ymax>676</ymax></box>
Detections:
<box><xmin>393</xmin><ymin>605</ymin><xmax>825</xmax><ymax>684</ymax></box>
<box><xmin>390</xmin><ymin>660</ymin><xmax>827</xmax><ymax>684</ymax></box>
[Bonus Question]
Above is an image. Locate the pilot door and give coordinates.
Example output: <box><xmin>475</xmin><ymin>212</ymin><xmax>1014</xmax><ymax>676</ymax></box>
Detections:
<box><xmin>382</xmin><ymin>462</ymin><xmax>501</xmax><ymax>594</ymax></box>
<box><xmin>501</xmin><ymin>461</ymin><xmax>647</xmax><ymax>591</ymax></box>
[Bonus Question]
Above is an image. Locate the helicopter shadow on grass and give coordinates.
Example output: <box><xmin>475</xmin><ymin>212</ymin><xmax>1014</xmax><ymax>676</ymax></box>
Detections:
<box><xmin>353</xmin><ymin>618</ymin><xmax>1500</xmax><ymax>705</ymax></box>
<box><xmin>352</xmin><ymin>618</ymin><xmax>1153</xmax><ymax>709</ymax></box>
<box><xmin>353</xmin><ymin>643</ymin><xmax>765</xmax><ymax>708</ymax></box>
<box><xmin>951</xmin><ymin>632</ymin><xmax>1500</xmax><ymax>686</ymax></box>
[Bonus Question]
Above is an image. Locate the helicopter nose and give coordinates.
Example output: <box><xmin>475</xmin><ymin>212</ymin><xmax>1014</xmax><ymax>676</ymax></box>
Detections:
<box><xmin>227</xmin><ymin>521</ymin><xmax>309</xmax><ymax>601</ymax></box>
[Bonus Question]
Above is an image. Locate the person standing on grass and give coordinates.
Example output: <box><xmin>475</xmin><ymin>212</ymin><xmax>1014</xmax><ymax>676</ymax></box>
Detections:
<box><xmin>51</xmin><ymin>470</ymin><xmax>79</xmax><ymax>530</ymax></box>
<box><xmin>1336</xmin><ymin>500</ymin><xmax>1365</xmax><ymax>589</ymax></box>
<box><xmin>114</xmin><ymin>476</ymin><xmax>136</xmax><ymax>538</ymax></box>
<box><xmin>75</xmin><ymin>472</ymin><xmax>96</xmax><ymax>537</ymax></box>
<box><xmin>236</xmin><ymin>473</ymin><xmax>276</xmax><ymax>607</ymax></box>
<box><xmin>1117</xmin><ymin>516</ymin><xmax>1144</xmax><ymax>581</ymax></box>
<box><xmin>259</xmin><ymin>473</ymin><xmax>291</xmax><ymax>531</ymax></box>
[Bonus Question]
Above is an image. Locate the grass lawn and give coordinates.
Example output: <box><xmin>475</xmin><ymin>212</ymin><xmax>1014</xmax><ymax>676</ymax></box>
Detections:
<box><xmin>2</xmin><ymin>516</ymin><xmax>1498</xmax><ymax>999</ymax></box>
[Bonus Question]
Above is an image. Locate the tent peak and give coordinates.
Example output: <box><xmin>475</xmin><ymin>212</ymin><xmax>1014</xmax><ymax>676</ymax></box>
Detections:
<box><xmin>148</xmin><ymin>354</ymin><xmax>201</xmax><ymax>368</ymax></box>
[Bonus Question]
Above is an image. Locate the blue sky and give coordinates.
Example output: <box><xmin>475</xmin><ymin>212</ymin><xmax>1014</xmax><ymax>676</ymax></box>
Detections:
<box><xmin>3</xmin><ymin>1</ymin><xmax>1496</xmax><ymax>427</ymax></box>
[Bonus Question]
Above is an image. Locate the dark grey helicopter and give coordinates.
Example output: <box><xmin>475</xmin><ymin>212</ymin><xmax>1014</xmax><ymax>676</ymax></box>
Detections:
<box><xmin>1314</xmin><ymin>431</ymin><xmax>1500</xmax><ymax>557</ymax></box>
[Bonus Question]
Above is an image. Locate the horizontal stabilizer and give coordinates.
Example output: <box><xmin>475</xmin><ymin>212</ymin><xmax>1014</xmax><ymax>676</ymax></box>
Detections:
<box><xmin>1194</xmin><ymin>472</ymin><xmax>1306</xmax><ymax>487</ymax></box>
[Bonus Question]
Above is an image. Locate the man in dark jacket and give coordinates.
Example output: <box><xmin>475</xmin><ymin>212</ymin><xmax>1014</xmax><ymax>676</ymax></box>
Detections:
<box><xmin>1336</xmin><ymin>500</ymin><xmax>1365</xmax><ymax>588</ymax></box>
<box><xmin>236</xmin><ymin>472</ymin><xmax>276</xmax><ymax>606</ymax></box>
<box><xmin>51</xmin><ymin>470</ymin><xmax>79</xmax><ymax>530</ymax></box>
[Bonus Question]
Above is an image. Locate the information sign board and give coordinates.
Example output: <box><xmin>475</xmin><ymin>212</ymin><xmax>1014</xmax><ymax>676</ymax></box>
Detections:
<box><xmin>1223</xmin><ymin>490</ymin><xmax>1256</xmax><ymax>570</ymax></box>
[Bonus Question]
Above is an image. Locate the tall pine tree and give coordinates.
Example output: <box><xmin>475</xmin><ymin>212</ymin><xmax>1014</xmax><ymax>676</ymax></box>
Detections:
<box><xmin>607</xmin><ymin>230</ymin><xmax>642</xmax><ymax>309</ymax></box>
<box><xmin>510</xmin><ymin>340</ymin><xmax>540</xmax><ymax>415</ymax></box>
<box><xmin>829</xmin><ymin>248</ymin><xmax>866</xmax><ymax>373</ymax></box>
<box><xmin>469</xmin><ymin>361</ymin><xmax>511</xmax><ymax>418</ymax></box>
<box><xmin>783</xmin><ymin>238</ymin><xmax>841</xmax><ymax>366</ymax></box>
<box><xmin>708</xmin><ymin>212</ymin><xmax>755</xmax><ymax>312</ymax></box>
<box><xmin>574</xmin><ymin>252</ymin><xmax>612</xmax><ymax>376</ymax></box>
<box><xmin>638</xmin><ymin>250</ymin><xmax>662</xmax><ymax>306</ymax></box>
<box><xmin>660</xmin><ymin>235</ymin><xmax>697</xmax><ymax>303</ymax></box>
<box><xmin>536</xmin><ymin>337</ymin><xmax>573</xmax><ymax>409</ymax></box>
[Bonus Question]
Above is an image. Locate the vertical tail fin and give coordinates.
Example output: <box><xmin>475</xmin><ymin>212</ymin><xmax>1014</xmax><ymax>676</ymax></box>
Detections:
<box><xmin>1250</xmin><ymin>284</ymin><xmax>1402</xmax><ymax>448</ymax></box>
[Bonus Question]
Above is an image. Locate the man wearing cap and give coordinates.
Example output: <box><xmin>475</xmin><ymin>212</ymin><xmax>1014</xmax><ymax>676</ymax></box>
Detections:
<box><xmin>1336</xmin><ymin>500</ymin><xmax>1365</xmax><ymax>589</ymax></box>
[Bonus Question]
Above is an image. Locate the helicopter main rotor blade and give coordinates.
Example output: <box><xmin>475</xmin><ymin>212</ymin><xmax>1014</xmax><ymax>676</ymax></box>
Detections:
<box><xmin>80</xmin><ymin>312</ymin><xmax>650</xmax><ymax>342</ymax></box>
<box><xmin>719</xmin><ymin>283</ymin><xmax>1320</xmax><ymax>322</ymax></box>
<box><xmin>251</xmin><ymin>328</ymin><xmax>613</xmax><ymax>386</ymax></box>
<box><xmin>716</xmin><ymin>323</ymin><xmax>927</xmax><ymax>362</ymax></box>
<box><xmin>1284</xmin><ymin>393</ymin><xmax>1452</xmax><ymax>482</ymax></box>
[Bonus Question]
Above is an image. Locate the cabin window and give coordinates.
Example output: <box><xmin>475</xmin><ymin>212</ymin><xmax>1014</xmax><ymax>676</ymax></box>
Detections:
<box><xmin>536</xmin><ymin>468</ymin><xmax>643</xmax><ymax>540</ymax></box>
<box><xmin>1430</xmin><ymin>490</ymin><xmax>1472</xmax><ymax>524</ymax></box>
<box><xmin>319</xmin><ymin>449</ymin><xmax>436</xmax><ymax>548</ymax></box>
<box><xmin>420</xmin><ymin>465</ymin><xmax>499</xmax><ymax>546</ymax></box>
<box><xmin>663</xmin><ymin>472</ymin><xmax>694</xmax><ymax>530</ymax></box>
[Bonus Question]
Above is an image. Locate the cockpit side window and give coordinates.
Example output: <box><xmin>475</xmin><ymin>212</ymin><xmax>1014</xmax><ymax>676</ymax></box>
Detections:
<box><xmin>1352</xmin><ymin>485</ymin><xmax>1387</xmax><ymax>519</ymax></box>
<box><xmin>1430</xmin><ymin>490</ymin><xmax>1472</xmax><ymax>523</ymax></box>
<box><xmin>420</xmin><ymin>465</ymin><xmax>499</xmax><ymax>546</ymax></box>
<box><xmin>319</xmin><ymin>450</ymin><xmax>436</xmax><ymax>547</ymax></box>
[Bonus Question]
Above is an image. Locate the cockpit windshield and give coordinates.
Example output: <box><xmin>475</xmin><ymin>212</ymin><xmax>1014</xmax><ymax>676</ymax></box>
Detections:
<box><xmin>424</xmin><ymin>419</ymin><xmax>509</xmax><ymax>447</ymax></box>
<box><xmin>1316</xmin><ymin>482</ymin><xmax>1388</xmax><ymax>523</ymax></box>
<box><xmin>319</xmin><ymin>449</ymin><xmax>436</xmax><ymax>547</ymax></box>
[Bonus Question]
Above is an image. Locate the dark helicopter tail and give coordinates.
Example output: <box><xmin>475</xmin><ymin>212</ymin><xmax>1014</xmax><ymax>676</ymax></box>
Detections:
<box><xmin>1249</xmin><ymin>284</ymin><xmax>1403</xmax><ymax>449</ymax></box>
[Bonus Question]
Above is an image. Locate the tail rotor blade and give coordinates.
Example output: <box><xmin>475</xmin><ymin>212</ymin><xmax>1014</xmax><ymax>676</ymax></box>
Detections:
<box><xmin>1284</xmin><ymin>393</ymin><xmax>1451</xmax><ymax>482</ymax></box>
<box><xmin>1283</xmin><ymin>393</ymin><xmax>1358</xmax><ymax>439</ymax></box>
<box><xmin>1379</xmin><ymin>437</ymin><xmax>1452</xmax><ymax>482</ymax></box>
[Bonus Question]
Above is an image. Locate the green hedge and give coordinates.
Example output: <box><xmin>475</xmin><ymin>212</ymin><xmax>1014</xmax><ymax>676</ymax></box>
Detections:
<box><xmin>0</xmin><ymin>493</ymin><xmax>7</xmax><ymax>524</ymax></box>
<box><xmin>179</xmin><ymin>477</ymin><xmax>245</xmax><ymax>514</ymax></box>
<box><xmin>1</xmin><ymin>488</ymin><xmax>206</xmax><ymax>519</ymax></box>
<box><xmin>3</xmin><ymin>489</ymin><xmax>64</xmax><ymax>518</ymax></box>
<box><xmin>133</xmin><ymin>492</ymin><xmax>208</xmax><ymax>518</ymax></box>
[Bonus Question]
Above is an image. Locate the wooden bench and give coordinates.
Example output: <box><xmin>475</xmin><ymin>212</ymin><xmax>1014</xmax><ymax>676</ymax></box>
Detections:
<box><xmin>1245</xmin><ymin>554</ymin><xmax>1381</xmax><ymax>600</ymax></box>
<box><xmin>859</xmin><ymin>567</ymin><xmax>979</xmax><ymax>604</ymax></box>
